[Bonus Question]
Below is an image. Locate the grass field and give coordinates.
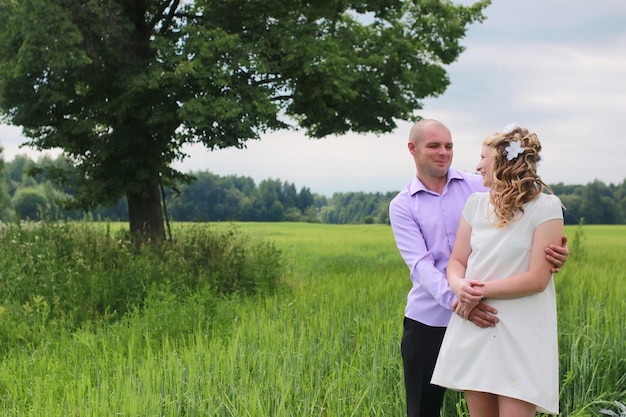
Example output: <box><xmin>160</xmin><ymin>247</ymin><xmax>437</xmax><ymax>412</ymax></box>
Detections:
<box><xmin>0</xmin><ymin>222</ymin><xmax>623</xmax><ymax>416</ymax></box>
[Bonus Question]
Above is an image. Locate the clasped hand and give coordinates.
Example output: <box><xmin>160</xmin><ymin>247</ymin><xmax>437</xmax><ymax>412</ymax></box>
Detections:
<box><xmin>452</xmin><ymin>279</ymin><xmax>484</xmax><ymax>320</ymax></box>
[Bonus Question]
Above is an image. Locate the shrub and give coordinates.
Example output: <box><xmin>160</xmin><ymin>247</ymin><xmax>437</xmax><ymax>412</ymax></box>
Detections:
<box><xmin>0</xmin><ymin>221</ymin><xmax>284</xmax><ymax>349</ymax></box>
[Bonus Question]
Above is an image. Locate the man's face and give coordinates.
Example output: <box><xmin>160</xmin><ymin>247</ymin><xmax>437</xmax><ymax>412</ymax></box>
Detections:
<box><xmin>410</xmin><ymin>123</ymin><xmax>453</xmax><ymax>179</ymax></box>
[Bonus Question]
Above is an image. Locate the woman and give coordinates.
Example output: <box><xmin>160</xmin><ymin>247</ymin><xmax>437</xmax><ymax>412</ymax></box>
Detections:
<box><xmin>430</xmin><ymin>126</ymin><xmax>564</xmax><ymax>416</ymax></box>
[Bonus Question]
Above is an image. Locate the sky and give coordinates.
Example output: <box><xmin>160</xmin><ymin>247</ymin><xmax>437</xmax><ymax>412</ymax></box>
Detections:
<box><xmin>1</xmin><ymin>0</ymin><xmax>625</xmax><ymax>196</ymax></box>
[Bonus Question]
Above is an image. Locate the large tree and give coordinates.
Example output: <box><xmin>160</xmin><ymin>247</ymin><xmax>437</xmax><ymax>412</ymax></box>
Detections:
<box><xmin>0</xmin><ymin>0</ymin><xmax>489</xmax><ymax>240</ymax></box>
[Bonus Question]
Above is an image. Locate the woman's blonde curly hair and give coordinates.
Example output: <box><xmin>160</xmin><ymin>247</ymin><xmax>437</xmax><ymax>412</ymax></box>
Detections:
<box><xmin>483</xmin><ymin>126</ymin><xmax>555</xmax><ymax>228</ymax></box>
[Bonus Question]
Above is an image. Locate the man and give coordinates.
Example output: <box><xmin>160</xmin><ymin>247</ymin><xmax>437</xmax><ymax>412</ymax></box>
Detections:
<box><xmin>389</xmin><ymin>119</ymin><xmax>568</xmax><ymax>417</ymax></box>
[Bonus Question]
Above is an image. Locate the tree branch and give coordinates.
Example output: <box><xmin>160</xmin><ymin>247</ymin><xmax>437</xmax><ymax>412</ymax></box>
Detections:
<box><xmin>149</xmin><ymin>0</ymin><xmax>181</xmax><ymax>34</ymax></box>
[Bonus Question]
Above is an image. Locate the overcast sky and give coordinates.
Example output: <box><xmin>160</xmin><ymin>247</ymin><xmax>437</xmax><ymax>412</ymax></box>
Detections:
<box><xmin>1</xmin><ymin>0</ymin><xmax>625</xmax><ymax>196</ymax></box>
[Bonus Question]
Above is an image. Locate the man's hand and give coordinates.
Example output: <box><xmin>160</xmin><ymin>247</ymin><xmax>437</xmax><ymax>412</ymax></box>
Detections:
<box><xmin>460</xmin><ymin>301</ymin><xmax>498</xmax><ymax>328</ymax></box>
<box><xmin>546</xmin><ymin>235</ymin><xmax>569</xmax><ymax>273</ymax></box>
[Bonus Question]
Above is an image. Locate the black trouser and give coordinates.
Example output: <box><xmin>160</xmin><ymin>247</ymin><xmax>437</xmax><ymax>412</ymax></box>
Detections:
<box><xmin>401</xmin><ymin>317</ymin><xmax>447</xmax><ymax>417</ymax></box>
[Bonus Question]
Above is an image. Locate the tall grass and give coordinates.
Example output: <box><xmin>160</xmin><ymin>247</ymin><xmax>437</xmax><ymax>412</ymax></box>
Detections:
<box><xmin>0</xmin><ymin>222</ymin><xmax>623</xmax><ymax>416</ymax></box>
<box><xmin>555</xmin><ymin>226</ymin><xmax>626</xmax><ymax>416</ymax></box>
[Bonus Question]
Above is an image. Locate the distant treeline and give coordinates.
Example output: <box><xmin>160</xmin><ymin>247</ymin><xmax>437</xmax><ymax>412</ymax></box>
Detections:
<box><xmin>3</xmin><ymin>154</ymin><xmax>625</xmax><ymax>225</ymax></box>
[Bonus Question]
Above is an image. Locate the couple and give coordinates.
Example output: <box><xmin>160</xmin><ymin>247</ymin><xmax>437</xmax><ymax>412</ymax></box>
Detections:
<box><xmin>390</xmin><ymin>119</ymin><xmax>567</xmax><ymax>417</ymax></box>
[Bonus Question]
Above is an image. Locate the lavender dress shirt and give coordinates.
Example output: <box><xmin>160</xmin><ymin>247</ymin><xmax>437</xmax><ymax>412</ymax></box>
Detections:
<box><xmin>389</xmin><ymin>168</ymin><xmax>487</xmax><ymax>327</ymax></box>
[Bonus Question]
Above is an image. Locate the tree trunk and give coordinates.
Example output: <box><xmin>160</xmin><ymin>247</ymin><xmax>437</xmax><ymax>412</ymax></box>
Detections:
<box><xmin>127</xmin><ymin>180</ymin><xmax>165</xmax><ymax>242</ymax></box>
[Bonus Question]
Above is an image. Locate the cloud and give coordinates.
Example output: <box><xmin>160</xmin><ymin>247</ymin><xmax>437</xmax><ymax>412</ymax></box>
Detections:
<box><xmin>2</xmin><ymin>0</ymin><xmax>625</xmax><ymax>195</ymax></box>
<box><xmin>413</xmin><ymin>2</ymin><xmax>626</xmax><ymax>189</ymax></box>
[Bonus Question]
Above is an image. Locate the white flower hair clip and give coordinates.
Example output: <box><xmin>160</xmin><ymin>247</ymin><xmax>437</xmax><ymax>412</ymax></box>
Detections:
<box><xmin>505</xmin><ymin>141</ymin><xmax>524</xmax><ymax>161</ymax></box>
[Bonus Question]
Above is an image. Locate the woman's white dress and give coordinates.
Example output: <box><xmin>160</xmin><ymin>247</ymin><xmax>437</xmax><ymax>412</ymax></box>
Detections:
<box><xmin>431</xmin><ymin>192</ymin><xmax>563</xmax><ymax>414</ymax></box>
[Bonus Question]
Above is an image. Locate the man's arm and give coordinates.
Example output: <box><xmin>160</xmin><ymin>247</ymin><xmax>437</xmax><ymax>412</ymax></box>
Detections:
<box><xmin>389</xmin><ymin>196</ymin><xmax>455</xmax><ymax>309</ymax></box>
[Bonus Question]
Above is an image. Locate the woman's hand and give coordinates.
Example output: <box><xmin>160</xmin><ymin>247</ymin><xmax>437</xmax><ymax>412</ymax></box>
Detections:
<box><xmin>452</xmin><ymin>280</ymin><xmax>484</xmax><ymax>319</ymax></box>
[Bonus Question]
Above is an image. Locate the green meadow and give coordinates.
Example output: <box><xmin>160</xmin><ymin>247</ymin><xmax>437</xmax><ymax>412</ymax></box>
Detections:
<box><xmin>0</xmin><ymin>222</ymin><xmax>623</xmax><ymax>416</ymax></box>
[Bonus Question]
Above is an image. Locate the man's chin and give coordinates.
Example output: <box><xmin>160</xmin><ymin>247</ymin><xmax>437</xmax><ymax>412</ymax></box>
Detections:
<box><xmin>434</xmin><ymin>166</ymin><xmax>449</xmax><ymax>176</ymax></box>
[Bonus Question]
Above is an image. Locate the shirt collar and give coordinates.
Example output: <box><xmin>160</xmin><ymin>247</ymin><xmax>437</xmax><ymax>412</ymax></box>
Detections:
<box><xmin>409</xmin><ymin>168</ymin><xmax>464</xmax><ymax>195</ymax></box>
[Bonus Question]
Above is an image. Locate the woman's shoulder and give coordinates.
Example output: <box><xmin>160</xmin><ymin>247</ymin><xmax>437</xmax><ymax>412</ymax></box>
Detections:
<box><xmin>534</xmin><ymin>192</ymin><xmax>562</xmax><ymax>207</ymax></box>
<box><xmin>463</xmin><ymin>192</ymin><xmax>490</xmax><ymax>218</ymax></box>
<box><xmin>528</xmin><ymin>193</ymin><xmax>563</xmax><ymax>219</ymax></box>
